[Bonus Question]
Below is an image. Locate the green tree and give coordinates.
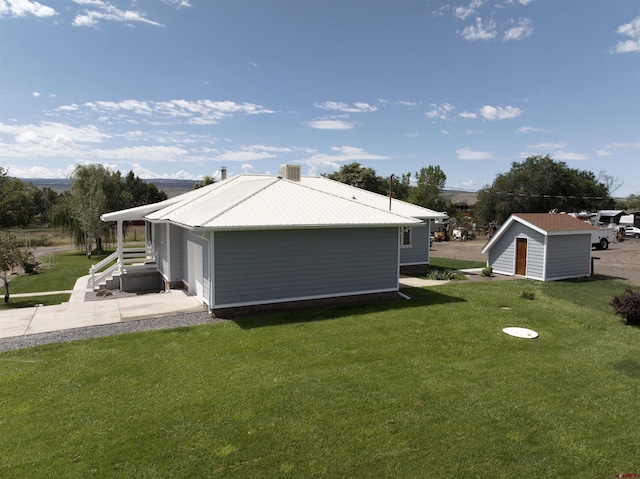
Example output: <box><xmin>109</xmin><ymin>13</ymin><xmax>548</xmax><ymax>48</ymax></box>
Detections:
<box><xmin>475</xmin><ymin>155</ymin><xmax>614</xmax><ymax>225</ymax></box>
<box><xmin>70</xmin><ymin>164</ymin><xmax>110</xmax><ymax>257</ymax></box>
<box><xmin>616</xmin><ymin>193</ymin><xmax>640</xmax><ymax>211</ymax></box>
<box><xmin>32</xmin><ymin>186</ymin><xmax>62</xmax><ymax>224</ymax></box>
<box><xmin>0</xmin><ymin>231</ymin><xmax>29</xmax><ymax>303</ymax></box>
<box><xmin>0</xmin><ymin>167</ymin><xmax>38</xmax><ymax>227</ymax></box>
<box><xmin>325</xmin><ymin>162</ymin><xmax>387</xmax><ymax>195</ymax></box>
<box><xmin>408</xmin><ymin>165</ymin><xmax>449</xmax><ymax>211</ymax></box>
<box><xmin>193</xmin><ymin>175</ymin><xmax>215</xmax><ymax>189</ymax></box>
<box><xmin>383</xmin><ymin>172</ymin><xmax>412</xmax><ymax>201</ymax></box>
<box><xmin>123</xmin><ymin>171</ymin><xmax>167</xmax><ymax>206</ymax></box>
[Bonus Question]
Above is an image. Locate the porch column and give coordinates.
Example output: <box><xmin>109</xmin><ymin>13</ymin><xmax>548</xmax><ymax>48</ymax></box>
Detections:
<box><xmin>117</xmin><ymin>219</ymin><xmax>124</xmax><ymax>272</ymax></box>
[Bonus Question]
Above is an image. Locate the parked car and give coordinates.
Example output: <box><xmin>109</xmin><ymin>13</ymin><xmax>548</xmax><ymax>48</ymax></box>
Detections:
<box><xmin>625</xmin><ymin>226</ymin><xmax>640</xmax><ymax>238</ymax></box>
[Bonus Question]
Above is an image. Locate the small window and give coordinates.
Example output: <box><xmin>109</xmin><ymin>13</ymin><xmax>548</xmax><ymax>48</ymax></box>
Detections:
<box><xmin>401</xmin><ymin>227</ymin><xmax>412</xmax><ymax>247</ymax></box>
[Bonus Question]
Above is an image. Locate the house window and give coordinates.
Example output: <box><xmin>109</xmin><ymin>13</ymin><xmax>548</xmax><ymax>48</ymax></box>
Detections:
<box><xmin>401</xmin><ymin>227</ymin><xmax>412</xmax><ymax>247</ymax></box>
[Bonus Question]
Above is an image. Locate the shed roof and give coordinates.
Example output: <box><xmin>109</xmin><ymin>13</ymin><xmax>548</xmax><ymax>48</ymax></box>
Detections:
<box><xmin>144</xmin><ymin>175</ymin><xmax>423</xmax><ymax>230</ymax></box>
<box><xmin>481</xmin><ymin>213</ymin><xmax>597</xmax><ymax>254</ymax></box>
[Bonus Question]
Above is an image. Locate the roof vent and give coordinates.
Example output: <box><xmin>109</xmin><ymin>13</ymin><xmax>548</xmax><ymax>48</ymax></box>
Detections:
<box><xmin>280</xmin><ymin>164</ymin><xmax>301</xmax><ymax>182</ymax></box>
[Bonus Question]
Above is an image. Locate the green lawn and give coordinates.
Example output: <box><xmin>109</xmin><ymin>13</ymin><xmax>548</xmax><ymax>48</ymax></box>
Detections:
<box><xmin>429</xmin><ymin>257</ymin><xmax>486</xmax><ymax>270</ymax></box>
<box><xmin>1</xmin><ymin>277</ymin><xmax>639</xmax><ymax>478</ymax></box>
<box><xmin>0</xmin><ymin>251</ymin><xmax>112</xmax><ymax>309</ymax></box>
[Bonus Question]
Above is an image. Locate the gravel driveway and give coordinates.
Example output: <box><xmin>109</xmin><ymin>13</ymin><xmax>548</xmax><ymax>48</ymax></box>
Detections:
<box><xmin>430</xmin><ymin>237</ymin><xmax>640</xmax><ymax>285</ymax></box>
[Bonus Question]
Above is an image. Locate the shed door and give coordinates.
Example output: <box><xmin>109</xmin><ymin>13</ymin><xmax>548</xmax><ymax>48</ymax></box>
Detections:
<box><xmin>515</xmin><ymin>238</ymin><xmax>527</xmax><ymax>276</ymax></box>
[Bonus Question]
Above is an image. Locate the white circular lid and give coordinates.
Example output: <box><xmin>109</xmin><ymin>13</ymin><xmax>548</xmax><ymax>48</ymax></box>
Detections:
<box><xmin>502</xmin><ymin>327</ymin><xmax>538</xmax><ymax>339</ymax></box>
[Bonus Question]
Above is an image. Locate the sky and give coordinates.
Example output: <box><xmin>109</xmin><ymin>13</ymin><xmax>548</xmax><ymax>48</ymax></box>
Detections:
<box><xmin>0</xmin><ymin>0</ymin><xmax>638</xmax><ymax>197</ymax></box>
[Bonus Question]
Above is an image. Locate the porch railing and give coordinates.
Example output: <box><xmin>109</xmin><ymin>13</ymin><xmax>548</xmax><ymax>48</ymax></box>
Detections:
<box><xmin>89</xmin><ymin>247</ymin><xmax>157</xmax><ymax>290</ymax></box>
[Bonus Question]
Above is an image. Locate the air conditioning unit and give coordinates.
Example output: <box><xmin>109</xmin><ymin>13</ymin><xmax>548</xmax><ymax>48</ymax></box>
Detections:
<box><xmin>280</xmin><ymin>164</ymin><xmax>301</xmax><ymax>182</ymax></box>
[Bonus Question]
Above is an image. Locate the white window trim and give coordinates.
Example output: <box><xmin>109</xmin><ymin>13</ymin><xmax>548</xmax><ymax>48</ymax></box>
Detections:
<box><xmin>400</xmin><ymin>227</ymin><xmax>412</xmax><ymax>248</ymax></box>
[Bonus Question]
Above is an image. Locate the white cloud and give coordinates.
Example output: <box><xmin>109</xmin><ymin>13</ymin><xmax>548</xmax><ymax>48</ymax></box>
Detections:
<box><xmin>459</xmin><ymin>111</ymin><xmax>478</xmax><ymax>119</ymax></box>
<box><xmin>515</xmin><ymin>126</ymin><xmax>543</xmax><ymax>134</ymax></box>
<box><xmin>457</xmin><ymin>148</ymin><xmax>493</xmax><ymax>160</ymax></box>
<box><xmin>454</xmin><ymin>0</ymin><xmax>483</xmax><ymax>21</ymax></box>
<box><xmin>32</xmin><ymin>91</ymin><xmax>40</xmax><ymax>98</ymax></box>
<box><xmin>305</xmin><ymin>119</ymin><xmax>355</xmax><ymax>130</ymax></box>
<box><xmin>553</xmin><ymin>151</ymin><xmax>589</xmax><ymax>161</ymax></box>
<box><xmin>0</xmin><ymin>121</ymin><xmax>109</xmax><ymax>144</ymax></box>
<box><xmin>161</xmin><ymin>0</ymin><xmax>191</xmax><ymax>8</ymax></box>
<box><xmin>91</xmin><ymin>145</ymin><xmax>189</xmax><ymax>162</ymax></box>
<box><xmin>610</xmin><ymin>16</ymin><xmax>640</xmax><ymax>54</ymax></box>
<box><xmin>528</xmin><ymin>142</ymin><xmax>567</xmax><ymax>150</ymax></box>
<box><xmin>72</xmin><ymin>0</ymin><xmax>164</xmax><ymax>28</ymax></box>
<box><xmin>503</xmin><ymin>18</ymin><xmax>533</xmax><ymax>41</ymax></box>
<box><xmin>305</xmin><ymin>146</ymin><xmax>390</xmax><ymax>165</ymax></box>
<box><xmin>479</xmin><ymin>104</ymin><xmax>524</xmax><ymax>120</ymax></box>
<box><xmin>426</xmin><ymin>103</ymin><xmax>455</xmax><ymax>120</ymax></box>
<box><xmin>460</xmin><ymin>17</ymin><xmax>497</xmax><ymax>41</ymax></box>
<box><xmin>0</xmin><ymin>0</ymin><xmax>56</xmax><ymax>18</ymax></box>
<box><xmin>76</xmin><ymin>99</ymin><xmax>274</xmax><ymax>125</ymax></box>
<box><xmin>595</xmin><ymin>150</ymin><xmax>612</xmax><ymax>157</ymax></box>
<box><xmin>314</xmin><ymin>101</ymin><xmax>377</xmax><ymax>113</ymax></box>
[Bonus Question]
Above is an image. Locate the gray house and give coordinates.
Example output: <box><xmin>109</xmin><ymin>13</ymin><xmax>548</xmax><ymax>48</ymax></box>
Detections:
<box><xmin>481</xmin><ymin>213</ymin><xmax>597</xmax><ymax>281</ymax></box>
<box><xmin>100</xmin><ymin>166</ymin><xmax>445</xmax><ymax>311</ymax></box>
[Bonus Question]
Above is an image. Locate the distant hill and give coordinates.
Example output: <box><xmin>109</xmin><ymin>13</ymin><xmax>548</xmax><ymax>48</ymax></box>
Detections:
<box><xmin>25</xmin><ymin>178</ymin><xmax>198</xmax><ymax>198</ymax></box>
<box><xmin>441</xmin><ymin>189</ymin><xmax>479</xmax><ymax>206</ymax></box>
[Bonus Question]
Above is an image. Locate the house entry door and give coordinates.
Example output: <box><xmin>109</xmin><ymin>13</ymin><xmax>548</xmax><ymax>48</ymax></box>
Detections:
<box><xmin>187</xmin><ymin>240</ymin><xmax>204</xmax><ymax>298</ymax></box>
<box><xmin>515</xmin><ymin>238</ymin><xmax>527</xmax><ymax>276</ymax></box>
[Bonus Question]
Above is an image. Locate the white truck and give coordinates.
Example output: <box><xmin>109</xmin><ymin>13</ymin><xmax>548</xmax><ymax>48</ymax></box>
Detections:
<box><xmin>591</xmin><ymin>227</ymin><xmax>614</xmax><ymax>250</ymax></box>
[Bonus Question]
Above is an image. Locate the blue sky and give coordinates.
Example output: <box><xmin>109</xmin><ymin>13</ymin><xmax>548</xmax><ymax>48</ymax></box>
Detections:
<box><xmin>1</xmin><ymin>0</ymin><xmax>638</xmax><ymax>197</ymax></box>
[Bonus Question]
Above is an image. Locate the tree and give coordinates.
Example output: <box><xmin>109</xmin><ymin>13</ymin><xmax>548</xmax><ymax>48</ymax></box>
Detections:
<box><xmin>70</xmin><ymin>164</ymin><xmax>109</xmax><ymax>257</ymax></box>
<box><xmin>0</xmin><ymin>231</ymin><xmax>29</xmax><ymax>303</ymax></box>
<box><xmin>383</xmin><ymin>172</ymin><xmax>412</xmax><ymax>201</ymax></box>
<box><xmin>194</xmin><ymin>176</ymin><xmax>215</xmax><ymax>189</ymax></box>
<box><xmin>616</xmin><ymin>193</ymin><xmax>640</xmax><ymax>211</ymax></box>
<box><xmin>325</xmin><ymin>162</ymin><xmax>387</xmax><ymax>195</ymax></box>
<box><xmin>408</xmin><ymin>165</ymin><xmax>449</xmax><ymax>211</ymax></box>
<box><xmin>123</xmin><ymin>171</ymin><xmax>167</xmax><ymax>206</ymax></box>
<box><xmin>475</xmin><ymin>155</ymin><xmax>614</xmax><ymax>225</ymax></box>
<box><xmin>0</xmin><ymin>167</ymin><xmax>37</xmax><ymax>227</ymax></box>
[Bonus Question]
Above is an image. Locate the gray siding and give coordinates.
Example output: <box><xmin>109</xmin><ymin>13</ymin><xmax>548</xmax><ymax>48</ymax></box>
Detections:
<box><xmin>488</xmin><ymin>222</ymin><xmax>544</xmax><ymax>278</ymax></box>
<box><xmin>400</xmin><ymin>225</ymin><xmax>430</xmax><ymax>265</ymax></box>
<box><xmin>545</xmin><ymin>234</ymin><xmax>591</xmax><ymax>280</ymax></box>
<box><xmin>213</xmin><ymin>228</ymin><xmax>399</xmax><ymax>307</ymax></box>
<box><xmin>526</xmin><ymin>234</ymin><xmax>545</xmax><ymax>280</ymax></box>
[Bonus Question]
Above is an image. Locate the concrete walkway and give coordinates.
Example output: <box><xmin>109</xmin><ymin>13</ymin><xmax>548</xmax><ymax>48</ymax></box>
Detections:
<box><xmin>0</xmin><ymin>276</ymin><xmax>205</xmax><ymax>339</ymax></box>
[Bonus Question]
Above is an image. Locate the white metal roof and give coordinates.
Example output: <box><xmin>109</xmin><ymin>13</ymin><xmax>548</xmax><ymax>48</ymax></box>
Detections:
<box><xmin>145</xmin><ymin>175</ymin><xmax>423</xmax><ymax>230</ymax></box>
<box><xmin>300</xmin><ymin>176</ymin><xmax>447</xmax><ymax>219</ymax></box>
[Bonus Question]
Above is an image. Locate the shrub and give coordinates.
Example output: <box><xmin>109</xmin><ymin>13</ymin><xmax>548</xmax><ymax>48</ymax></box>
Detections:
<box><xmin>481</xmin><ymin>266</ymin><xmax>493</xmax><ymax>277</ymax></box>
<box><xmin>520</xmin><ymin>290</ymin><xmax>536</xmax><ymax>300</ymax></box>
<box><xmin>610</xmin><ymin>288</ymin><xmax>640</xmax><ymax>326</ymax></box>
<box><xmin>425</xmin><ymin>269</ymin><xmax>461</xmax><ymax>281</ymax></box>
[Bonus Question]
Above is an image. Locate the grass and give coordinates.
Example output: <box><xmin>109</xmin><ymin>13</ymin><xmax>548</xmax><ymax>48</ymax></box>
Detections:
<box><xmin>429</xmin><ymin>257</ymin><xmax>486</xmax><ymax>270</ymax></box>
<box><xmin>0</xmin><ymin>251</ymin><xmax>113</xmax><ymax>309</ymax></box>
<box><xmin>1</xmin><ymin>277</ymin><xmax>639</xmax><ymax>477</ymax></box>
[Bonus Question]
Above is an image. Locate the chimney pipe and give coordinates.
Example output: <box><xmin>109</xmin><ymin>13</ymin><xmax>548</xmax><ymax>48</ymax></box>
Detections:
<box><xmin>221</xmin><ymin>166</ymin><xmax>227</xmax><ymax>181</ymax></box>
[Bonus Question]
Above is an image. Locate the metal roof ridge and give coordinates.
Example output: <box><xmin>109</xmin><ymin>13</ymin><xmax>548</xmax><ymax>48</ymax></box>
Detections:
<box><xmin>197</xmin><ymin>176</ymin><xmax>280</xmax><ymax>226</ymax></box>
<box><xmin>285</xmin><ymin>177</ymin><xmax>420</xmax><ymax>221</ymax></box>
<box><xmin>300</xmin><ymin>176</ymin><xmax>445</xmax><ymax>217</ymax></box>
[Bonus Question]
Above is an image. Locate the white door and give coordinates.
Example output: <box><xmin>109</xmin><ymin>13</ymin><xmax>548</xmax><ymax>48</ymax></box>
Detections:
<box><xmin>187</xmin><ymin>240</ymin><xmax>204</xmax><ymax>298</ymax></box>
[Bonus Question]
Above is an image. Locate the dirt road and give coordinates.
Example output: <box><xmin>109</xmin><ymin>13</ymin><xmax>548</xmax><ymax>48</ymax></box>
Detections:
<box><xmin>430</xmin><ymin>237</ymin><xmax>640</xmax><ymax>285</ymax></box>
